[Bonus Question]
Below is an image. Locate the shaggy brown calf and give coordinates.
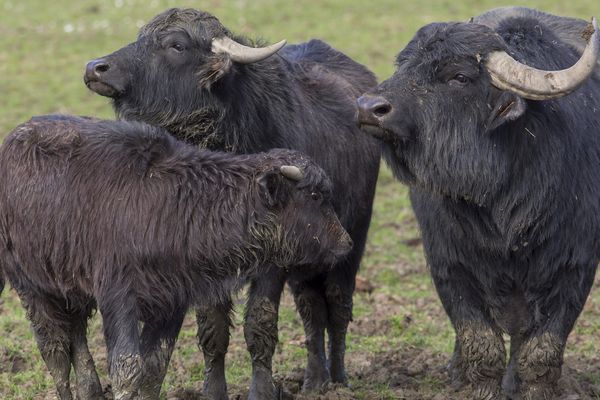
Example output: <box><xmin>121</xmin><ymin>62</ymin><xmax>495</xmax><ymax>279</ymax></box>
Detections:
<box><xmin>0</xmin><ymin>115</ymin><xmax>352</xmax><ymax>400</ymax></box>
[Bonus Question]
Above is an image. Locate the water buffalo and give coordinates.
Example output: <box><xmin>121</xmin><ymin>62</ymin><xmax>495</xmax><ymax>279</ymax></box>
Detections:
<box><xmin>0</xmin><ymin>115</ymin><xmax>352</xmax><ymax>400</ymax></box>
<box><xmin>357</xmin><ymin>8</ymin><xmax>600</xmax><ymax>400</ymax></box>
<box><xmin>84</xmin><ymin>8</ymin><xmax>380</xmax><ymax>399</ymax></box>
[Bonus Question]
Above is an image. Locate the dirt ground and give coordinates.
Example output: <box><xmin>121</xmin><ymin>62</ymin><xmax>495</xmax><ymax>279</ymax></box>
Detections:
<box><xmin>2</xmin><ymin>269</ymin><xmax>600</xmax><ymax>400</ymax></box>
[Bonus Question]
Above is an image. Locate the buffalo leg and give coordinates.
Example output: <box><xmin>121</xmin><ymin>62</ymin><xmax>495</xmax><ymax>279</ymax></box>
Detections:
<box><xmin>98</xmin><ymin>292</ymin><xmax>142</xmax><ymax>400</ymax></box>
<box><xmin>289</xmin><ymin>277</ymin><xmax>330</xmax><ymax>392</ymax></box>
<box><xmin>515</xmin><ymin>263</ymin><xmax>595</xmax><ymax>400</ymax></box>
<box><xmin>20</xmin><ymin>292</ymin><xmax>74</xmax><ymax>400</ymax></box>
<box><xmin>245</xmin><ymin>267</ymin><xmax>286</xmax><ymax>400</ymax></box>
<box><xmin>70</xmin><ymin>304</ymin><xmax>104</xmax><ymax>400</ymax></box>
<box><xmin>137</xmin><ymin>309</ymin><xmax>186</xmax><ymax>399</ymax></box>
<box><xmin>196</xmin><ymin>298</ymin><xmax>232</xmax><ymax>400</ymax></box>
<box><xmin>433</xmin><ymin>267</ymin><xmax>506</xmax><ymax>400</ymax></box>
<box><xmin>325</xmin><ymin>263</ymin><xmax>357</xmax><ymax>386</ymax></box>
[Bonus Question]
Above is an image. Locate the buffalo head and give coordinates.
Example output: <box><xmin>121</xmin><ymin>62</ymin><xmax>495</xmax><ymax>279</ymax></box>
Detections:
<box><xmin>84</xmin><ymin>8</ymin><xmax>285</xmax><ymax>144</ymax></box>
<box><xmin>257</xmin><ymin>150</ymin><xmax>353</xmax><ymax>268</ymax></box>
<box><xmin>357</xmin><ymin>17</ymin><xmax>599</xmax><ymax>204</ymax></box>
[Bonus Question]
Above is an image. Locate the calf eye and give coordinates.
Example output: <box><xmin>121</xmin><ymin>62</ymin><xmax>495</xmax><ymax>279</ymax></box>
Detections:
<box><xmin>311</xmin><ymin>192</ymin><xmax>322</xmax><ymax>201</ymax></box>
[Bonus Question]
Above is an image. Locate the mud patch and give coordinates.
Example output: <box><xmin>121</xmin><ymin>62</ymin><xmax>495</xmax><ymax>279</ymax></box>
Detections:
<box><xmin>0</xmin><ymin>349</ymin><xmax>27</xmax><ymax>374</ymax></box>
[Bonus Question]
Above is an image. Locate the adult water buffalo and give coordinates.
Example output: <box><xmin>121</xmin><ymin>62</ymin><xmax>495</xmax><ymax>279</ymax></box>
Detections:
<box><xmin>0</xmin><ymin>115</ymin><xmax>352</xmax><ymax>400</ymax></box>
<box><xmin>84</xmin><ymin>8</ymin><xmax>380</xmax><ymax>400</ymax></box>
<box><xmin>357</xmin><ymin>7</ymin><xmax>600</xmax><ymax>400</ymax></box>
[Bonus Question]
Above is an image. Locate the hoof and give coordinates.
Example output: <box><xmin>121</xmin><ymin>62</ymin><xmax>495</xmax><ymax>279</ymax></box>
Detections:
<box><xmin>202</xmin><ymin>380</ymin><xmax>228</xmax><ymax>400</ymax></box>
<box><xmin>248</xmin><ymin>367</ymin><xmax>278</xmax><ymax>400</ymax></box>
<box><xmin>472</xmin><ymin>379</ymin><xmax>504</xmax><ymax>400</ymax></box>
<box><xmin>520</xmin><ymin>383</ymin><xmax>556</xmax><ymax>400</ymax></box>
<box><xmin>301</xmin><ymin>367</ymin><xmax>330</xmax><ymax>393</ymax></box>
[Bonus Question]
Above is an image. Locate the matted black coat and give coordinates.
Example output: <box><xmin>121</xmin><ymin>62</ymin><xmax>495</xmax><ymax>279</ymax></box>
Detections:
<box><xmin>358</xmin><ymin>7</ymin><xmax>600</xmax><ymax>400</ymax></box>
<box><xmin>84</xmin><ymin>8</ymin><xmax>381</xmax><ymax>399</ymax></box>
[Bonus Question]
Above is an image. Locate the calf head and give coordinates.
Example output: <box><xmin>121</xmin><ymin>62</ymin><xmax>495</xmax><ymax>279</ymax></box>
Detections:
<box><xmin>357</xmin><ymin>18</ymin><xmax>599</xmax><ymax>204</ymax></box>
<box><xmin>84</xmin><ymin>8</ymin><xmax>285</xmax><ymax>146</ymax></box>
<box><xmin>254</xmin><ymin>151</ymin><xmax>352</xmax><ymax>268</ymax></box>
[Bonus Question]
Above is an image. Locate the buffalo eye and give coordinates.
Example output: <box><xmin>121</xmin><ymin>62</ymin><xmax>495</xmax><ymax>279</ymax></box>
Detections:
<box><xmin>311</xmin><ymin>192</ymin><xmax>322</xmax><ymax>202</ymax></box>
<box><xmin>170</xmin><ymin>43</ymin><xmax>185</xmax><ymax>53</ymax></box>
<box><xmin>449</xmin><ymin>73</ymin><xmax>471</xmax><ymax>86</ymax></box>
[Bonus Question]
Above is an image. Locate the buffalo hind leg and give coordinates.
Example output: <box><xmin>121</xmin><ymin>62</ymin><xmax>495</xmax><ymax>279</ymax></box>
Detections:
<box><xmin>245</xmin><ymin>267</ymin><xmax>286</xmax><ymax>400</ymax></box>
<box><xmin>196</xmin><ymin>298</ymin><xmax>232</xmax><ymax>400</ymax></box>
<box><xmin>23</xmin><ymin>293</ymin><xmax>74</xmax><ymax>400</ymax></box>
<box><xmin>70</xmin><ymin>303</ymin><xmax>104</xmax><ymax>400</ymax></box>
<box><xmin>290</xmin><ymin>277</ymin><xmax>330</xmax><ymax>392</ymax></box>
<box><xmin>137</xmin><ymin>309</ymin><xmax>186</xmax><ymax>399</ymax></box>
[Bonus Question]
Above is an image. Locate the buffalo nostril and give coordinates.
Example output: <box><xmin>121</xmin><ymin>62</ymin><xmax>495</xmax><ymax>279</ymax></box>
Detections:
<box><xmin>85</xmin><ymin>59</ymin><xmax>110</xmax><ymax>80</ymax></box>
<box><xmin>94</xmin><ymin>63</ymin><xmax>109</xmax><ymax>74</ymax></box>
<box><xmin>373</xmin><ymin>103</ymin><xmax>392</xmax><ymax>117</ymax></box>
<box><xmin>357</xmin><ymin>95</ymin><xmax>393</xmax><ymax>123</ymax></box>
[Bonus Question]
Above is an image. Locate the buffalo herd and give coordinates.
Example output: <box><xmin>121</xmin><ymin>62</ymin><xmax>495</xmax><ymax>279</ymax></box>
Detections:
<box><xmin>1</xmin><ymin>6</ymin><xmax>599</xmax><ymax>400</ymax></box>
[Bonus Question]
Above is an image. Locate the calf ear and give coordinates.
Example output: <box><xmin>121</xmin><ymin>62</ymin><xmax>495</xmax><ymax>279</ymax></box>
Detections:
<box><xmin>257</xmin><ymin>171</ymin><xmax>290</xmax><ymax>208</ymax></box>
<box><xmin>486</xmin><ymin>91</ymin><xmax>527</xmax><ymax>132</ymax></box>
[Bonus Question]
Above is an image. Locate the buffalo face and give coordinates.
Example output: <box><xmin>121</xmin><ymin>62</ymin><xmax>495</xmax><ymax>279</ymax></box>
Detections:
<box><xmin>84</xmin><ymin>8</ymin><xmax>285</xmax><ymax>145</ymax></box>
<box><xmin>257</xmin><ymin>153</ymin><xmax>353</xmax><ymax>268</ymax></box>
<box><xmin>358</xmin><ymin>19</ymin><xmax>599</xmax><ymax>203</ymax></box>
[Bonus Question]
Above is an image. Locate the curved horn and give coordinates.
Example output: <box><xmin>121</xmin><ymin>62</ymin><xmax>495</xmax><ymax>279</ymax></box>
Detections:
<box><xmin>485</xmin><ymin>17</ymin><xmax>600</xmax><ymax>100</ymax></box>
<box><xmin>211</xmin><ymin>36</ymin><xmax>287</xmax><ymax>64</ymax></box>
<box><xmin>279</xmin><ymin>165</ymin><xmax>303</xmax><ymax>181</ymax></box>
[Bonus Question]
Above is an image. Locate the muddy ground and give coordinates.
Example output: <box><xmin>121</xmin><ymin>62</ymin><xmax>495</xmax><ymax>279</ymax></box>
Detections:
<box><xmin>5</xmin><ymin>266</ymin><xmax>598</xmax><ymax>400</ymax></box>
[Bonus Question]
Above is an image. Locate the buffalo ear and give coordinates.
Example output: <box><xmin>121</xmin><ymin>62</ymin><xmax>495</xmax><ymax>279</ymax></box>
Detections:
<box><xmin>198</xmin><ymin>54</ymin><xmax>233</xmax><ymax>89</ymax></box>
<box><xmin>486</xmin><ymin>91</ymin><xmax>527</xmax><ymax>132</ymax></box>
<box><xmin>257</xmin><ymin>171</ymin><xmax>290</xmax><ymax>208</ymax></box>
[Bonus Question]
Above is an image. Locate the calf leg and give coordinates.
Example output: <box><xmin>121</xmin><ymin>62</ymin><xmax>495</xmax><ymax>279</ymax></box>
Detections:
<box><xmin>289</xmin><ymin>277</ymin><xmax>330</xmax><ymax>392</ymax></box>
<box><xmin>98</xmin><ymin>292</ymin><xmax>142</xmax><ymax>400</ymax></box>
<box><xmin>20</xmin><ymin>292</ymin><xmax>74</xmax><ymax>400</ymax></box>
<box><xmin>433</xmin><ymin>267</ymin><xmax>506</xmax><ymax>399</ymax></box>
<box><xmin>137</xmin><ymin>309</ymin><xmax>186</xmax><ymax>399</ymax></box>
<box><xmin>516</xmin><ymin>263</ymin><xmax>596</xmax><ymax>400</ymax></box>
<box><xmin>196</xmin><ymin>298</ymin><xmax>232</xmax><ymax>400</ymax></box>
<box><xmin>70</xmin><ymin>304</ymin><xmax>104</xmax><ymax>400</ymax></box>
<box><xmin>245</xmin><ymin>267</ymin><xmax>286</xmax><ymax>400</ymax></box>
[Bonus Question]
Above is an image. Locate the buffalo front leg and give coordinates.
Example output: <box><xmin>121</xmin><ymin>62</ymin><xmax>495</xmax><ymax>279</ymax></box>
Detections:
<box><xmin>245</xmin><ymin>267</ymin><xmax>286</xmax><ymax>400</ymax></box>
<box><xmin>98</xmin><ymin>292</ymin><xmax>142</xmax><ymax>400</ymax></box>
<box><xmin>289</xmin><ymin>277</ymin><xmax>330</xmax><ymax>392</ymax></box>
<box><xmin>196</xmin><ymin>298</ymin><xmax>232</xmax><ymax>400</ymax></box>
<box><xmin>137</xmin><ymin>309</ymin><xmax>186</xmax><ymax>399</ymax></box>
<box><xmin>70</xmin><ymin>305</ymin><xmax>104</xmax><ymax>400</ymax></box>
<box><xmin>433</xmin><ymin>267</ymin><xmax>506</xmax><ymax>400</ymax></box>
<box><xmin>516</xmin><ymin>263</ymin><xmax>596</xmax><ymax>400</ymax></box>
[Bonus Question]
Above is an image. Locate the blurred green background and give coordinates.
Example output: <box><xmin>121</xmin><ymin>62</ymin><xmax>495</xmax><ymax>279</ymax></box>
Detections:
<box><xmin>1</xmin><ymin>1</ymin><xmax>599</xmax><ymax>399</ymax></box>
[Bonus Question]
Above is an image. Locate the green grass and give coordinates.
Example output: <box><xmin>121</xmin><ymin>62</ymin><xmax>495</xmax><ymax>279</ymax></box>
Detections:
<box><xmin>1</xmin><ymin>1</ymin><xmax>600</xmax><ymax>399</ymax></box>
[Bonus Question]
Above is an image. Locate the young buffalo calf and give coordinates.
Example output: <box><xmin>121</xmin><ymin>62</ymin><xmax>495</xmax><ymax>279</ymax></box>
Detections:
<box><xmin>0</xmin><ymin>115</ymin><xmax>352</xmax><ymax>400</ymax></box>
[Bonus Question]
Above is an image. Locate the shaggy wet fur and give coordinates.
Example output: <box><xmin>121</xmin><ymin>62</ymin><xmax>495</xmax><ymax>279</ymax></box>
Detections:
<box><xmin>0</xmin><ymin>115</ymin><xmax>351</xmax><ymax>400</ymax></box>
<box><xmin>359</xmin><ymin>8</ymin><xmax>600</xmax><ymax>400</ymax></box>
<box><xmin>84</xmin><ymin>8</ymin><xmax>380</xmax><ymax>400</ymax></box>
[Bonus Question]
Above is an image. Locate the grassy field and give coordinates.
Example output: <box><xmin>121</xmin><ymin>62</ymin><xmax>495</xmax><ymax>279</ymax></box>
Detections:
<box><xmin>1</xmin><ymin>1</ymin><xmax>599</xmax><ymax>399</ymax></box>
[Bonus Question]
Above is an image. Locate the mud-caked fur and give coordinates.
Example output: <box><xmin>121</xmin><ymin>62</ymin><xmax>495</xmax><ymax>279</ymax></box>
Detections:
<box><xmin>0</xmin><ymin>115</ymin><xmax>351</xmax><ymax>400</ymax></box>
<box><xmin>360</xmin><ymin>7</ymin><xmax>600</xmax><ymax>400</ymax></box>
<box><xmin>84</xmin><ymin>8</ymin><xmax>381</xmax><ymax>400</ymax></box>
